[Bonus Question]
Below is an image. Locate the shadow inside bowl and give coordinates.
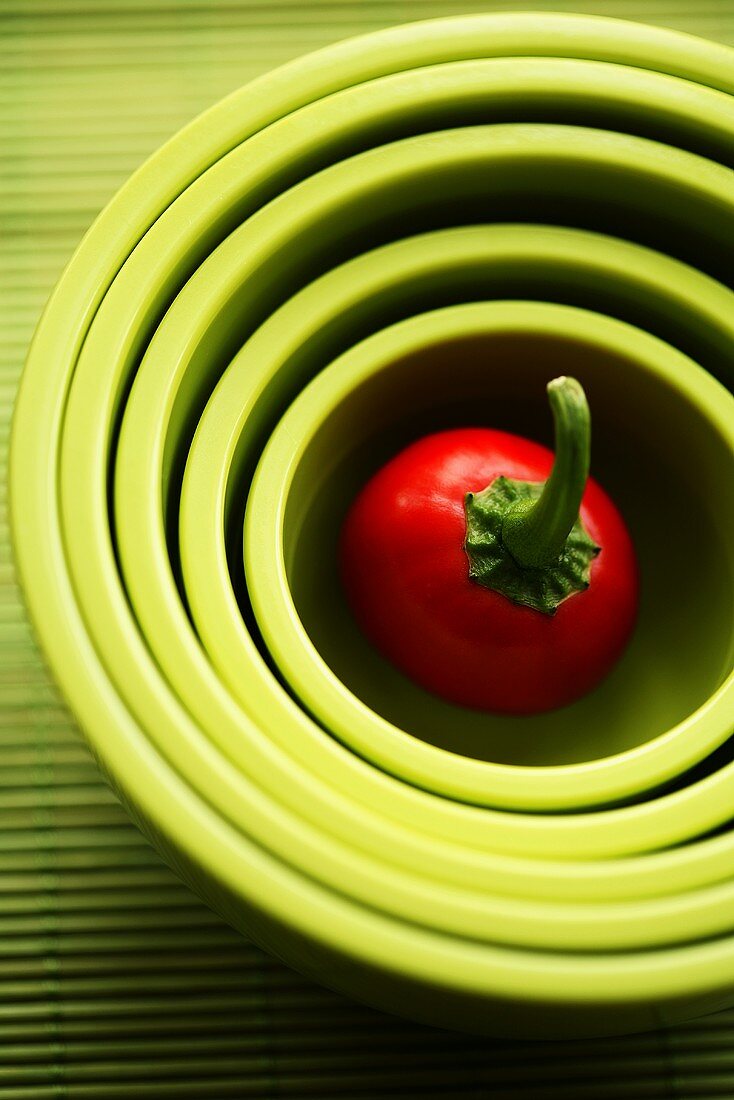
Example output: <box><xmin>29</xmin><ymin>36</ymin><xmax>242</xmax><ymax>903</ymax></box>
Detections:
<box><xmin>283</xmin><ymin>330</ymin><xmax>734</xmax><ymax>768</ymax></box>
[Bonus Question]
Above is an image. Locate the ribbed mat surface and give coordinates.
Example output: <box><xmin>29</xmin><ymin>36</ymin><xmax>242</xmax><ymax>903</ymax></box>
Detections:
<box><xmin>3</xmin><ymin>1</ymin><xmax>734</xmax><ymax>1096</ymax></box>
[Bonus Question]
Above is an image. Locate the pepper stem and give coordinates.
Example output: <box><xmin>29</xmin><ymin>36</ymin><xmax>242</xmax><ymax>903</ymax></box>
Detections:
<box><xmin>501</xmin><ymin>376</ymin><xmax>591</xmax><ymax>570</ymax></box>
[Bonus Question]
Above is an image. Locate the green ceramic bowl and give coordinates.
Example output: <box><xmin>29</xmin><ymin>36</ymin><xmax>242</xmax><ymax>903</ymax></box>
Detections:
<box><xmin>12</xmin><ymin>12</ymin><xmax>734</xmax><ymax>1036</ymax></box>
<box><xmin>183</xmin><ymin>221</ymin><xmax>734</xmax><ymax>895</ymax></box>
<box><xmin>107</xmin><ymin>125</ymin><xmax>734</xmax><ymax>865</ymax></box>
<box><xmin>244</xmin><ymin>300</ymin><xmax>734</xmax><ymax>809</ymax></box>
<box><xmin>64</xmin><ymin>122</ymin><xmax>734</xmax><ymax>990</ymax></box>
<box><xmin>42</xmin><ymin>84</ymin><xmax>734</xmax><ymax>962</ymax></box>
<box><xmin>60</xmin><ymin>126</ymin><xmax>734</xmax><ymax>902</ymax></box>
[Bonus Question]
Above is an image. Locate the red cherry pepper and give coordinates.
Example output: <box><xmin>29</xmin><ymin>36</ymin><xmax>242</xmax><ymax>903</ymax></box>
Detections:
<box><xmin>340</xmin><ymin>377</ymin><xmax>638</xmax><ymax>715</ymax></box>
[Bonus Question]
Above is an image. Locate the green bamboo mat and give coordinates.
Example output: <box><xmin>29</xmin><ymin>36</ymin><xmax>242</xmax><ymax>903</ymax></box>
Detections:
<box><xmin>4</xmin><ymin>1</ymin><xmax>734</xmax><ymax>1096</ymax></box>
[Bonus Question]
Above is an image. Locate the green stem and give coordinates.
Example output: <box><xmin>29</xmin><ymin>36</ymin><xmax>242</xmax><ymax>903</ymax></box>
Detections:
<box><xmin>501</xmin><ymin>376</ymin><xmax>591</xmax><ymax>569</ymax></box>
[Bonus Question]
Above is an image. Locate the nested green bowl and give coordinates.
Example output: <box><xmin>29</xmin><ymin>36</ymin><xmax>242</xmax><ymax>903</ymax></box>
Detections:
<box><xmin>44</xmin><ymin>124</ymin><xmax>734</xmax><ymax>932</ymax></box>
<box><xmin>244</xmin><ymin>299</ymin><xmax>734</xmax><ymax>809</ymax></box>
<box><xmin>183</xmin><ymin>221</ymin><xmax>734</xmax><ymax>818</ymax></box>
<box><xmin>12</xmin><ymin>12</ymin><xmax>734</xmax><ymax>1036</ymax></box>
<box><xmin>142</xmin><ymin>219</ymin><xmax>734</xmax><ymax>923</ymax></box>
<box><xmin>110</xmin><ymin>124</ymin><xmax>734</xmax><ymax>866</ymax></box>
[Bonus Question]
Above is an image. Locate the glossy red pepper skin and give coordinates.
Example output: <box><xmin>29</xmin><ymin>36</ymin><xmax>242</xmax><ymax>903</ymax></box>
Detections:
<box><xmin>340</xmin><ymin>427</ymin><xmax>638</xmax><ymax>714</ymax></box>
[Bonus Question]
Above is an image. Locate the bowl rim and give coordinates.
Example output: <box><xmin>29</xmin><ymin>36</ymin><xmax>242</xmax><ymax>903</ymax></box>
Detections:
<box><xmin>105</xmin><ymin>123</ymin><xmax>734</xmax><ymax>879</ymax></box>
<box><xmin>245</xmin><ymin>299</ymin><xmax>734</xmax><ymax>810</ymax></box>
<box><xmin>186</xmin><ymin>218</ymin><xmax>734</xmax><ymax>892</ymax></box>
<box><xmin>13</xmin><ymin>12</ymin><xmax>734</xmax><ymax>1021</ymax></box>
<box><xmin>67</xmin><ymin>123</ymin><xmax>734</xmax><ymax>928</ymax></box>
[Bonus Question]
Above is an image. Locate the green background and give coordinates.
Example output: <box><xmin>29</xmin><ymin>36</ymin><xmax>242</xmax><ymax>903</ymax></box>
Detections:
<box><xmin>3</xmin><ymin>1</ymin><xmax>734</xmax><ymax>1095</ymax></box>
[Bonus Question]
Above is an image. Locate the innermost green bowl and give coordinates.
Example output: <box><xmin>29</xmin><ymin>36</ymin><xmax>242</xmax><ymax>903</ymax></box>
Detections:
<box><xmin>274</xmin><ymin>305</ymin><xmax>734</xmax><ymax>771</ymax></box>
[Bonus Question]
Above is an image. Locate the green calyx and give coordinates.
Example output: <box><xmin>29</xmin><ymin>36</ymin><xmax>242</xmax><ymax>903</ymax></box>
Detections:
<box><xmin>464</xmin><ymin>377</ymin><xmax>600</xmax><ymax>615</ymax></box>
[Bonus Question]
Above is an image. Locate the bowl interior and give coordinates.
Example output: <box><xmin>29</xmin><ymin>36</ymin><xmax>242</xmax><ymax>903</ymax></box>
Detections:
<box><xmin>283</xmin><ymin>327</ymin><xmax>734</xmax><ymax>767</ymax></box>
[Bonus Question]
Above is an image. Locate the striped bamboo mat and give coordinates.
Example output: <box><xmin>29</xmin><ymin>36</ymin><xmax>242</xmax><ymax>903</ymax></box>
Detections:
<box><xmin>4</xmin><ymin>1</ymin><xmax>734</xmax><ymax>1095</ymax></box>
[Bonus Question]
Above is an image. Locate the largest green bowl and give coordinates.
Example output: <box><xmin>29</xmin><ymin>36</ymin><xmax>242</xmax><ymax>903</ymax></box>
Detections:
<box><xmin>11</xmin><ymin>13</ymin><xmax>734</xmax><ymax>1036</ymax></box>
